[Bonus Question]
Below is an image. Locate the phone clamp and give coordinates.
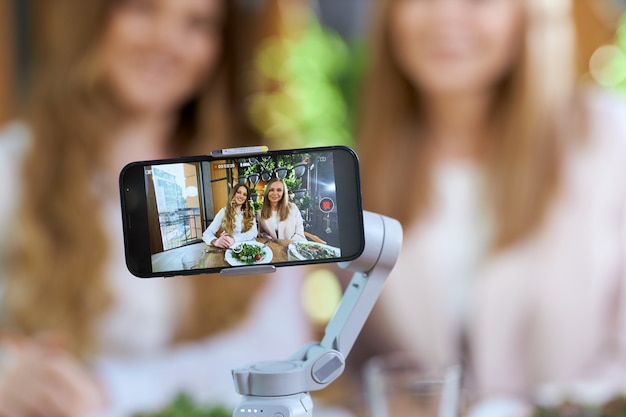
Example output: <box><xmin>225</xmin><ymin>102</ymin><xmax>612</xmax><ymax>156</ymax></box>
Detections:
<box><xmin>231</xmin><ymin>210</ymin><xmax>403</xmax><ymax>417</ymax></box>
<box><xmin>210</xmin><ymin>146</ymin><xmax>270</xmax><ymax>158</ymax></box>
<box><xmin>220</xmin><ymin>265</ymin><xmax>276</xmax><ymax>276</ymax></box>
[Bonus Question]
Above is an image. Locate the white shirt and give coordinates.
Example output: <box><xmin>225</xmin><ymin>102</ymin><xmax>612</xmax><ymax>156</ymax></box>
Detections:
<box><xmin>374</xmin><ymin>159</ymin><xmax>489</xmax><ymax>366</ymax></box>
<box><xmin>271</xmin><ymin>210</ymin><xmax>280</xmax><ymax>235</ymax></box>
<box><xmin>202</xmin><ymin>207</ymin><xmax>258</xmax><ymax>245</ymax></box>
<box><xmin>370</xmin><ymin>91</ymin><xmax>626</xmax><ymax>416</ymax></box>
<box><xmin>431</xmin><ymin>160</ymin><xmax>491</xmax><ymax>330</ymax></box>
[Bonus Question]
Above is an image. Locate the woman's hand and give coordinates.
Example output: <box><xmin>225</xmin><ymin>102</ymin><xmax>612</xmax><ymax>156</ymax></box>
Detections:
<box><xmin>0</xmin><ymin>337</ymin><xmax>105</xmax><ymax>417</ymax></box>
<box><xmin>213</xmin><ymin>232</ymin><xmax>235</xmax><ymax>249</ymax></box>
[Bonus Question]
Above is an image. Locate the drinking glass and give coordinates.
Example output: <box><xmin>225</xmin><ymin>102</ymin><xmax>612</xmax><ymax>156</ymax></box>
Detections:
<box><xmin>364</xmin><ymin>352</ymin><xmax>462</xmax><ymax>417</ymax></box>
<box><xmin>181</xmin><ymin>250</ymin><xmax>203</xmax><ymax>270</ymax></box>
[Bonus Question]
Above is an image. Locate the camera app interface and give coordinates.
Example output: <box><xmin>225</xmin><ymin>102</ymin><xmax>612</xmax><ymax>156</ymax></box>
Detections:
<box><xmin>145</xmin><ymin>151</ymin><xmax>341</xmax><ymax>272</ymax></box>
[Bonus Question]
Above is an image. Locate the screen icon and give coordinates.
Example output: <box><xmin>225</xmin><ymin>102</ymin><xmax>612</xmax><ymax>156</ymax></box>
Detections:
<box><xmin>319</xmin><ymin>197</ymin><xmax>335</xmax><ymax>213</ymax></box>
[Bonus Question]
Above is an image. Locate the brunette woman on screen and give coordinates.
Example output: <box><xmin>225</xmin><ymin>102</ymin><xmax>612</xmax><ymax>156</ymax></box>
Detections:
<box><xmin>0</xmin><ymin>1</ymin><xmax>310</xmax><ymax>416</ymax></box>
<box><xmin>202</xmin><ymin>183</ymin><xmax>257</xmax><ymax>248</ymax></box>
<box><xmin>357</xmin><ymin>0</ymin><xmax>626</xmax><ymax>414</ymax></box>
<box><xmin>258</xmin><ymin>178</ymin><xmax>306</xmax><ymax>241</ymax></box>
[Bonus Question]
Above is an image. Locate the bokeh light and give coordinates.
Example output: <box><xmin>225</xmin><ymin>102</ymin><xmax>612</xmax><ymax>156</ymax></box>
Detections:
<box><xmin>590</xmin><ymin>45</ymin><xmax>626</xmax><ymax>86</ymax></box>
<box><xmin>589</xmin><ymin>13</ymin><xmax>626</xmax><ymax>90</ymax></box>
<box><xmin>301</xmin><ymin>268</ymin><xmax>342</xmax><ymax>325</ymax></box>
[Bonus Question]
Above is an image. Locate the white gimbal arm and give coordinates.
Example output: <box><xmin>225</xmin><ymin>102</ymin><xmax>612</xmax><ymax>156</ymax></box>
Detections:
<box><xmin>231</xmin><ymin>211</ymin><xmax>402</xmax><ymax>417</ymax></box>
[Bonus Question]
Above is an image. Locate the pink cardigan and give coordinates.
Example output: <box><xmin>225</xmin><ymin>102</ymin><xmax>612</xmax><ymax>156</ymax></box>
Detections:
<box><xmin>370</xmin><ymin>91</ymin><xmax>626</xmax><ymax>408</ymax></box>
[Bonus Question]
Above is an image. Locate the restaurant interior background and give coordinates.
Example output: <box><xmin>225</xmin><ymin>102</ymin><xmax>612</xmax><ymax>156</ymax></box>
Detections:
<box><xmin>0</xmin><ymin>0</ymin><xmax>625</xmax><ymax>415</ymax></box>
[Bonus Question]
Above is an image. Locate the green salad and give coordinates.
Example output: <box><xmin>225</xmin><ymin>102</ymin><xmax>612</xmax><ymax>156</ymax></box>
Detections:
<box><xmin>294</xmin><ymin>242</ymin><xmax>336</xmax><ymax>260</ymax></box>
<box><xmin>231</xmin><ymin>243</ymin><xmax>266</xmax><ymax>264</ymax></box>
<box><xmin>133</xmin><ymin>393</ymin><xmax>231</xmax><ymax>417</ymax></box>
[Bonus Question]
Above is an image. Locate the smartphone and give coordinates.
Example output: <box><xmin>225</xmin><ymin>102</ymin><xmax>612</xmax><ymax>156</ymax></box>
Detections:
<box><xmin>120</xmin><ymin>146</ymin><xmax>364</xmax><ymax>277</ymax></box>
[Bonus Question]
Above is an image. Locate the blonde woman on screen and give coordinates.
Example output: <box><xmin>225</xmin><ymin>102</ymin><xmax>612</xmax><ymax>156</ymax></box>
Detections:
<box><xmin>258</xmin><ymin>178</ymin><xmax>306</xmax><ymax>241</ymax></box>
<box><xmin>203</xmin><ymin>183</ymin><xmax>258</xmax><ymax>248</ymax></box>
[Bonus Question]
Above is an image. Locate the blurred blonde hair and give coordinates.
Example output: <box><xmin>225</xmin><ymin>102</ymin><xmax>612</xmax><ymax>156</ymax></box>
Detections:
<box><xmin>358</xmin><ymin>0</ymin><xmax>582</xmax><ymax>249</ymax></box>
<box><xmin>5</xmin><ymin>0</ymin><xmax>264</xmax><ymax>354</ymax></box>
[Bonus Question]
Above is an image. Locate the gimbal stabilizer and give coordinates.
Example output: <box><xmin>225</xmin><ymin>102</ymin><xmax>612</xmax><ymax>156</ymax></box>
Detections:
<box><xmin>231</xmin><ymin>211</ymin><xmax>402</xmax><ymax>417</ymax></box>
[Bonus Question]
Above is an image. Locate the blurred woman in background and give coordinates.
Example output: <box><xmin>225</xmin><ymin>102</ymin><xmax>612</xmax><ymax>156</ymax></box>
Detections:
<box><xmin>358</xmin><ymin>0</ymin><xmax>626</xmax><ymax>414</ymax></box>
<box><xmin>258</xmin><ymin>178</ymin><xmax>306</xmax><ymax>241</ymax></box>
<box><xmin>0</xmin><ymin>1</ymin><xmax>310</xmax><ymax>416</ymax></box>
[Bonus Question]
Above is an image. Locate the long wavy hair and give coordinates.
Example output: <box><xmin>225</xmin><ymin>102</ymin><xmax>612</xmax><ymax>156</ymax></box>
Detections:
<box><xmin>222</xmin><ymin>184</ymin><xmax>256</xmax><ymax>235</ymax></box>
<box><xmin>260</xmin><ymin>178</ymin><xmax>291</xmax><ymax>221</ymax></box>
<box><xmin>4</xmin><ymin>0</ymin><xmax>265</xmax><ymax>354</ymax></box>
<box><xmin>358</xmin><ymin>0</ymin><xmax>584</xmax><ymax>250</ymax></box>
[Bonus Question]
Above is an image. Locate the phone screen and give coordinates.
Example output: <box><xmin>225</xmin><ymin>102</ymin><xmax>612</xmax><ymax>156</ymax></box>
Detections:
<box><xmin>120</xmin><ymin>146</ymin><xmax>364</xmax><ymax>277</ymax></box>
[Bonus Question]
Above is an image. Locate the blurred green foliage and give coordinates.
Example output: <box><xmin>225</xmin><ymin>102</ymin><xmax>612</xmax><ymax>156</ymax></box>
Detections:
<box><xmin>248</xmin><ymin>15</ymin><xmax>365</xmax><ymax>149</ymax></box>
<box><xmin>132</xmin><ymin>393</ymin><xmax>231</xmax><ymax>417</ymax></box>
<box><xmin>616</xmin><ymin>14</ymin><xmax>626</xmax><ymax>91</ymax></box>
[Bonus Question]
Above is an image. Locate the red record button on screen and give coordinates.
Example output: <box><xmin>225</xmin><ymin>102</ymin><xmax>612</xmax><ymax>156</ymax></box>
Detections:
<box><xmin>319</xmin><ymin>197</ymin><xmax>335</xmax><ymax>213</ymax></box>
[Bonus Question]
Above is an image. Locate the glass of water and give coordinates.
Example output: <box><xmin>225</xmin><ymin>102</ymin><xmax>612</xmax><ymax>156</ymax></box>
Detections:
<box><xmin>364</xmin><ymin>352</ymin><xmax>462</xmax><ymax>417</ymax></box>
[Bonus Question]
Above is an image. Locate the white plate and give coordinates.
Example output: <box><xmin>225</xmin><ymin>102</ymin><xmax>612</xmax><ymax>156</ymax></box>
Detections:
<box><xmin>288</xmin><ymin>242</ymin><xmax>341</xmax><ymax>261</ymax></box>
<box><xmin>225</xmin><ymin>241</ymin><xmax>273</xmax><ymax>266</ymax></box>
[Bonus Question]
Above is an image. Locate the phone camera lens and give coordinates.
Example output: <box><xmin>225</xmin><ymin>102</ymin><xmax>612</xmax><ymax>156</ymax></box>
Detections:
<box><xmin>126</xmin><ymin>188</ymin><xmax>130</xmax><ymax>192</ymax></box>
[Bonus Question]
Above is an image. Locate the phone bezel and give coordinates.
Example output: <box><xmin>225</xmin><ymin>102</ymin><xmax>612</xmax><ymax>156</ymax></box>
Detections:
<box><xmin>119</xmin><ymin>146</ymin><xmax>364</xmax><ymax>278</ymax></box>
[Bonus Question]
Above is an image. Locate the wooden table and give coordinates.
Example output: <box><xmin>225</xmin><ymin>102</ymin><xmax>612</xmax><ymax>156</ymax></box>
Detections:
<box><xmin>198</xmin><ymin>238</ymin><xmax>293</xmax><ymax>268</ymax></box>
<box><xmin>152</xmin><ymin>238</ymin><xmax>296</xmax><ymax>273</ymax></box>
